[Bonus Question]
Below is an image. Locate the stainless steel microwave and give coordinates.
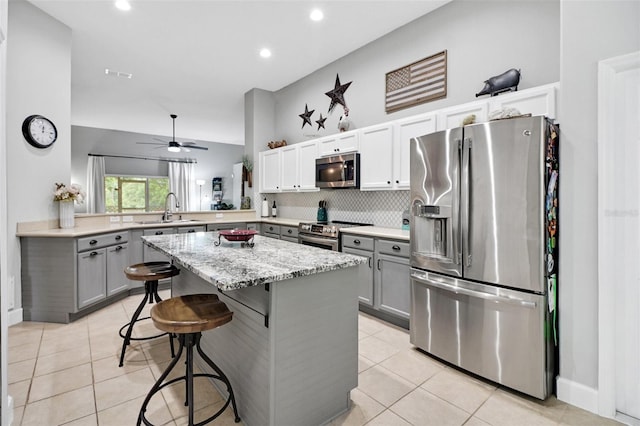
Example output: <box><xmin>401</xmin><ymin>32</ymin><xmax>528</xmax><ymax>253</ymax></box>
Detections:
<box><xmin>315</xmin><ymin>153</ymin><xmax>360</xmax><ymax>189</ymax></box>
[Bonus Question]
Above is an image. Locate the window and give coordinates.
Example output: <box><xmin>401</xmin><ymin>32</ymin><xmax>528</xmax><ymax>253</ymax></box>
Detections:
<box><xmin>105</xmin><ymin>176</ymin><xmax>170</xmax><ymax>213</ymax></box>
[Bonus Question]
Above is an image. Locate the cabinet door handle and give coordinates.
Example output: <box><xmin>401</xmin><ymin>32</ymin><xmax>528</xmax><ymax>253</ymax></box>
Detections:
<box><xmin>89</xmin><ymin>239</ymin><xmax>98</xmax><ymax>245</ymax></box>
<box><xmin>377</xmin><ymin>259</ymin><xmax>381</xmax><ymax>270</ymax></box>
<box><xmin>155</xmin><ymin>231</ymin><xmax>163</xmax><ymax>235</ymax></box>
<box><xmin>287</xmin><ymin>229</ymin><xmax>292</xmax><ymax>234</ymax></box>
<box><xmin>115</xmin><ymin>235</ymin><xmax>122</xmax><ymax>240</ymax></box>
<box><xmin>392</xmin><ymin>245</ymin><xmax>401</xmax><ymax>251</ymax></box>
<box><xmin>188</xmin><ymin>229</ymin><xmax>195</xmax><ymax>233</ymax></box>
<box><xmin>353</xmin><ymin>239</ymin><xmax>361</xmax><ymax>245</ymax></box>
<box><xmin>368</xmin><ymin>257</ymin><xmax>372</xmax><ymax>268</ymax></box>
<box><xmin>115</xmin><ymin>245</ymin><xmax>123</xmax><ymax>251</ymax></box>
<box><xmin>90</xmin><ymin>251</ymin><xmax>98</xmax><ymax>257</ymax></box>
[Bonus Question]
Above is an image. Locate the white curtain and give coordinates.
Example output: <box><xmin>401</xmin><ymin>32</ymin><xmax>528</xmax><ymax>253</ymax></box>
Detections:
<box><xmin>86</xmin><ymin>156</ymin><xmax>105</xmax><ymax>213</ymax></box>
<box><xmin>168</xmin><ymin>161</ymin><xmax>195</xmax><ymax>212</ymax></box>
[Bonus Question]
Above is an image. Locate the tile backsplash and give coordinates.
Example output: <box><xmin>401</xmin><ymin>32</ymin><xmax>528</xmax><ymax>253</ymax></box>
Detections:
<box><xmin>268</xmin><ymin>190</ymin><xmax>410</xmax><ymax>228</ymax></box>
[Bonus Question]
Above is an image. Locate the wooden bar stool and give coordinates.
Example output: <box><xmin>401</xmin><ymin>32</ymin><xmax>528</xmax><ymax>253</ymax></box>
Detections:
<box><xmin>138</xmin><ymin>294</ymin><xmax>241</xmax><ymax>426</ymax></box>
<box><xmin>119</xmin><ymin>261</ymin><xmax>180</xmax><ymax>367</ymax></box>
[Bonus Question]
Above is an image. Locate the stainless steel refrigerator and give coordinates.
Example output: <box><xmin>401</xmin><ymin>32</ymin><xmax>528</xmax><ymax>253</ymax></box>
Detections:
<box><xmin>409</xmin><ymin>115</ymin><xmax>559</xmax><ymax>400</ymax></box>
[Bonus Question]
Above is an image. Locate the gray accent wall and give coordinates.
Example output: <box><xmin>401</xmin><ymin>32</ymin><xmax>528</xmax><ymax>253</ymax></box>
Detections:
<box><xmin>273</xmin><ymin>0</ymin><xmax>560</xmax><ymax>145</ymax></box>
<box><xmin>71</xmin><ymin>126</ymin><xmax>244</xmax><ymax>213</ymax></box>
<box><xmin>6</xmin><ymin>0</ymin><xmax>72</xmax><ymax>321</ymax></box>
<box><xmin>558</xmin><ymin>0</ymin><xmax>640</xmax><ymax>396</ymax></box>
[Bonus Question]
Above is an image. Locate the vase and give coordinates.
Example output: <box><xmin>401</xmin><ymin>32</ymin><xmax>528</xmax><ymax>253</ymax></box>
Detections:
<box><xmin>59</xmin><ymin>200</ymin><xmax>75</xmax><ymax>229</ymax></box>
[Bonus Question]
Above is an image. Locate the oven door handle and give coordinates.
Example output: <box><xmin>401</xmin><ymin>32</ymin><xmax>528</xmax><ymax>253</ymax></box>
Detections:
<box><xmin>299</xmin><ymin>234</ymin><xmax>338</xmax><ymax>249</ymax></box>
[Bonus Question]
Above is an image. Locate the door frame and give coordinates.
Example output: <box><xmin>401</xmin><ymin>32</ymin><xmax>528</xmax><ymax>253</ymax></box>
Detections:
<box><xmin>597</xmin><ymin>50</ymin><xmax>640</xmax><ymax>421</ymax></box>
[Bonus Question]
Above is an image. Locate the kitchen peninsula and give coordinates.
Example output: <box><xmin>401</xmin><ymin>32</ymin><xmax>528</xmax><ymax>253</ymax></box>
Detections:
<box><xmin>142</xmin><ymin>231</ymin><xmax>366</xmax><ymax>426</ymax></box>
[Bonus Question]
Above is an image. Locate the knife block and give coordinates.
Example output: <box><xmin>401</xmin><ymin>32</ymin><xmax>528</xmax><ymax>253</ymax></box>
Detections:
<box><xmin>317</xmin><ymin>207</ymin><xmax>327</xmax><ymax>224</ymax></box>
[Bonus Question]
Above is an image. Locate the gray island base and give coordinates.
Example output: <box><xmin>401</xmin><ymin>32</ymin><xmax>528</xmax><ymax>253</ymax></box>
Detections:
<box><xmin>142</xmin><ymin>232</ymin><xmax>366</xmax><ymax>426</ymax></box>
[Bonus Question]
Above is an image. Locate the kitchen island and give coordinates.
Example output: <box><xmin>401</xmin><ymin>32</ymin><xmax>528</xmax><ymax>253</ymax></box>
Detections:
<box><xmin>142</xmin><ymin>231</ymin><xmax>366</xmax><ymax>426</ymax></box>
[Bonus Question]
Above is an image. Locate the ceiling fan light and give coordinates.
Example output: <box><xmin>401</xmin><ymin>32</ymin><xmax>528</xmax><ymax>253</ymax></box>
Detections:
<box><xmin>167</xmin><ymin>146</ymin><xmax>181</xmax><ymax>152</ymax></box>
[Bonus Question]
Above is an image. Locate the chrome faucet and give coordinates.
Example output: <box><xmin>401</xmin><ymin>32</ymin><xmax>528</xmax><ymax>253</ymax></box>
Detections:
<box><xmin>163</xmin><ymin>192</ymin><xmax>180</xmax><ymax>221</ymax></box>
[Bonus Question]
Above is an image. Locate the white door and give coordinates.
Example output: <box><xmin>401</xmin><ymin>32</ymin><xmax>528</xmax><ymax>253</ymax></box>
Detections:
<box><xmin>598</xmin><ymin>51</ymin><xmax>640</xmax><ymax>423</ymax></box>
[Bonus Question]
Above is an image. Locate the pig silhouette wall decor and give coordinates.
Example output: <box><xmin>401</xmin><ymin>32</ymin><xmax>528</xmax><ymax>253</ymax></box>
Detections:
<box><xmin>475</xmin><ymin>68</ymin><xmax>521</xmax><ymax>97</ymax></box>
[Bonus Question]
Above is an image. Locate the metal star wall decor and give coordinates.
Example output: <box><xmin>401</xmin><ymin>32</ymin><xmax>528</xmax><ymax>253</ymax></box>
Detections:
<box><xmin>325</xmin><ymin>74</ymin><xmax>352</xmax><ymax>113</ymax></box>
<box><xmin>315</xmin><ymin>114</ymin><xmax>327</xmax><ymax>130</ymax></box>
<box><xmin>298</xmin><ymin>104</ymin><xmax>315</xmax><ymax>129</ymax></box>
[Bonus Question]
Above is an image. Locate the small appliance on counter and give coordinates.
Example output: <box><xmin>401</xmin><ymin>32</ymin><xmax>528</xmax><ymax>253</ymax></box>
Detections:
<box><xmin>317</xmin><ymin>200</ymin><xmax>327</xmax><ymax>224</ymax></box>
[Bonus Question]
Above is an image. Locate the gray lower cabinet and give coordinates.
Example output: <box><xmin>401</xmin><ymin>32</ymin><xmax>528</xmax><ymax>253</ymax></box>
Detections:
<box><xmin>280</xmin><ymin>225</ymin><xmax>298</xmax><ymax>243</ymax></box>
<box><xmin>177</xmin><ymin>225</ymin><xmax>206</xmax><ymax>233</ymax></box>
<box><xmin>246</xmin><ymin>222</ymin><xmax>259</xmax><ymax>232</ymax></box>
<box><xmin>262</xmin><ymin>223</ymin><xmax>280</xmax><ymax>239</ymax></box>
<box><xmin>21</xmin><ymin>230</ymin><xmax>130</xmax><ymax>323</ymax></box>
<box><xmin>143</xmin><ymin>227</ymin><xmax>176</xmax><ymax>262</ymax></box>
<box><xmin>206</xmin><ymin>222</ymin><xmax>246</xmax><ymax>232</ymax></box>
<box><xmin>341</xmin><ymin>234</ymin><xmax>410</xmax><ymax>328</ymax></box>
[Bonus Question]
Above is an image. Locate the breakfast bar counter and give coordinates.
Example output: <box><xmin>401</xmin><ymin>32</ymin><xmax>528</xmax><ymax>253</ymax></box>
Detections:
<box><xmin>142</xmin><ymin>232</ymin><xmax>366</xmax><ymax>426</ymax></box>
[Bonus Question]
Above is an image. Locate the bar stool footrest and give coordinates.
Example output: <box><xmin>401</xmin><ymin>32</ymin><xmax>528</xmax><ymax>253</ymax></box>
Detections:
<box><xmin>118</xmin><ymin>317</ymin><xmax>169</xmax><ymax>342</ymax></box>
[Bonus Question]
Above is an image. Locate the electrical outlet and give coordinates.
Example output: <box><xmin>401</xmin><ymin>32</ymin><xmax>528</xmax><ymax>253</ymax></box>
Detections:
<box><xmin>8</xmin><ymin>276</ymin><xmax>15</xmax><ymax>310</ymax></box>
<box><xmin>109</xmin><ymin>216</ymin><xmax>120</xmax><ymax>223</ymax></box>
<box><xmin>122</xmin><ymin>216</ymin><xmax>134</xmax><ymax>222</ymax></box>
<box><xmin>216</xmin><ymin>213</ymin><xmax>224</xmax><ymax>218</ymax></box>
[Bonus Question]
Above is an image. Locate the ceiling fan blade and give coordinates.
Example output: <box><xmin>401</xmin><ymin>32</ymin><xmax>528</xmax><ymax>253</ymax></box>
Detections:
<box><xmin>137</xmin><ymin>142</ymin><xmax>166</xmax><ymax>146</ymax></box>
<box><xmin>188</xmin><ymin>145</ymin><xmax>209</xmax><ymax>151</ymax></box>
<box><xmin>153</xmin><ymin>137</ymin><xmax>169</xmax><ymax>143</ymax></box>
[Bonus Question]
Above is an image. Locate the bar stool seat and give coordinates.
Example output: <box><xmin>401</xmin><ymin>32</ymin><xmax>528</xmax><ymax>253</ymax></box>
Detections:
<box><xmin>118</xmin><ymin>262</ymin><xmax>180</xmax><ymax>367</ymax></box>
<box><xmin>138</xmin><ymin>294</ymin><xmax>241</xmax><ymax>426</ymax></box>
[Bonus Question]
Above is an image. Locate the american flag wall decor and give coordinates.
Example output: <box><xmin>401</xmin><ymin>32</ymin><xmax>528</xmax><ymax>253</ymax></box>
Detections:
<box><xmin>385</xmin><ymin>50</ymin><xmax>447</xmax><ymax>113</ymax></box>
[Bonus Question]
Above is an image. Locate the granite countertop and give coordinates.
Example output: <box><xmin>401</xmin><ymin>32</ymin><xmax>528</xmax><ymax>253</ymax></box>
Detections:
<box><xmin>142</xmin><ymin>232</ymin><xmax>367</xmax><ymax>291</ymax></box>
<box><xmin>340</xmin><ymin>226</ymin><xmax>410</xmax><ymax>241</ymax></box>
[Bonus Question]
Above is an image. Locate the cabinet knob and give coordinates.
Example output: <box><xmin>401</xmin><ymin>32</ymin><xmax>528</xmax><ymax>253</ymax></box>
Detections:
<box><xmin>288</xmin><ymin>229</ymin><xmax>292</xmax><ymax>234</ymax></box>
<box><xmin>115</xmin><ymin>235</ymin><xmax>122</xmax><ymax>240</ymax></box>
<box><xmin>188</xmin><ymin>229</ymin><xmax>195</xmax><ymax>233</ymax></box>
<box><xmin>155</xmin><ymin>231</ymin><xmax>163</xmax><ymax>235</ymax></box>
<box><xmin>395</xmin><ymin>180</ymin><xmax>399</xmax><ymax>184</ymax></box>
<box><xmin>387</xmin><ymin>181</ymin><xmax>391</xmax><ymax>185</ymax></box>
<box><xmin>90</xmin><ymin>239</ymin><xmax>98</xmax><ymax>245</ymax></box>
<box><xmin>115</xmin><ymin>245</ymin><xmax>123</xmax><ymax>251</ymax></box>
<box><xmin>90</xmin><ymin>251</ymin><xmax>98</xmax><ymax>257</ymax></box>
<box><xmin>354</xmin><ymin>239</ymin><xmax>361</xmax><ymax>245</ymax></box>
<box><xmin>392</xmin><ymin>245</ymin><xmax>401</xmax><ymax>251</ymax></box>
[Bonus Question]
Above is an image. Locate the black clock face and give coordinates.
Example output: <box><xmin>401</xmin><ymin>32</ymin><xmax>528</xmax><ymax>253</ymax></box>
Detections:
<box><xmin>22</xmin><ymin>115</ymin><xmax>58</xmax><ymax>148</ymax></box>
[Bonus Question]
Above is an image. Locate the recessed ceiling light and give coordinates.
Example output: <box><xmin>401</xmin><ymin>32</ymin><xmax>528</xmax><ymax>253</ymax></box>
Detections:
<box><xmin>259</xmin><ymin>48</ymin><xmax>272</xmax><ymax>58</ymax></box>
<box><xmin>310</xmin><ymin>9</ymin><xmax>324</xmax><ymax>21</ymax></box>
<box><xmin>115</xmin><ymin>0</ymin><xmax>131</xmax><ymax>11</ymax></box>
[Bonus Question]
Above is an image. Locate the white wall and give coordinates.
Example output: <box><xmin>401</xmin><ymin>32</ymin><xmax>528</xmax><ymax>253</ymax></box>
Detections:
<box><xmin>0</xmin><ymin>0</ymin><xmax>9</xmax><ymax>422</ymax></box>
<box><xmin>70</xmin><ymin>126</ymin><xmax>244</xmax><ymax>212</ymax></box>
<box><xmin>274</xmin><ymin>0</ymin><xmax>560</xmax><ymax>145</ymax></box>
<box><xmin>557</xmin><ymin>0</ymin><xmax>640</xmax><ymax>410</ymax></box>
<box><xmin>6</xmin><ymin>0</ymin><xmax>72</xmax><ymax>319</ymax></box>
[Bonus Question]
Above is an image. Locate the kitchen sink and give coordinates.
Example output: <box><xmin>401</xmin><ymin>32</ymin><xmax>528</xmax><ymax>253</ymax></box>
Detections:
<box><xmin>136</xmin><ymin>219</ymin><xmax>201</xmax><ymax>225</ymax></box>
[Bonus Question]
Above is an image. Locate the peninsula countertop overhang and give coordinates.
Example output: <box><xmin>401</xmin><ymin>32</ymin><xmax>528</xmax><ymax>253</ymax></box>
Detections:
<box><xmin>142</xmin><ymin>232</ymin><xmax>367</xmax><ymax>291</ymax></box>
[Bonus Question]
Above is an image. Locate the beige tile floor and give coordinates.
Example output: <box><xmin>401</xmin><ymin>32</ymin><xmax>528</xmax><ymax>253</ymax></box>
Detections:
<box><xmin>8</xmin><ymin>290</ymin><xmax>620</xmax><ymax>426</ymax></box>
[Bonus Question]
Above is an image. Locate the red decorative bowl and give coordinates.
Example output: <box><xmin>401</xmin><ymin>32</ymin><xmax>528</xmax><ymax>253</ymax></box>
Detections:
<box><xmin>218</xmin><ymin>229</ymin><xmax>258</xmax><ymax>242</ymax></box>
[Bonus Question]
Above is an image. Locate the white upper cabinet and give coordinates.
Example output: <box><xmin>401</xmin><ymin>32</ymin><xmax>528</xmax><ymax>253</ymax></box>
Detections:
<box><xmin>393</xmin><ymin>113</ymin><xmax>437</xmax><ymax>189</ymax></box>
<box><xmin>280</xmin><ymin>140</ymin><xmax>319</xmax><ymax>192</ymax></box>
<box><xmin>360</xmin><ymin>124</ymin><xmax>394</xmax><ymax>190</ymax></box>
<box><xmin>437</xmin><ymin>100</ymin><xmax>488</xmax><ymax>131</ymax></box>
<box><xmin>487</xmin><ymin>83</ymin><xmax>558</xmax><ymax>119</ymax></box>
<box><xmin>318</xmin><ymin>130</ymin><xmax>359</xmax><ymax>157</ymax></box>
<box><xmin>359</xmin><ymin>112</ymin><xmax>437</xmax><ymax>191</ymax></box>
<box><xmin>259</xmin><ymin>149</ymin><xmax>282</xmax><ymax>193</ymax></box>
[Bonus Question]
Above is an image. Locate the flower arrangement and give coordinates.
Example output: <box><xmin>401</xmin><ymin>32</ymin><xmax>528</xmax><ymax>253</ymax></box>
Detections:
<box><xmin>53</xmin><ymin>182</ymin><xmax>85</xmax><ymax>203</ymax></box>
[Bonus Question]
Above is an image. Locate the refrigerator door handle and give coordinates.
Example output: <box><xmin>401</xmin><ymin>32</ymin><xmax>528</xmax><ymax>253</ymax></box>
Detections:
<box><xmin>410</xmin><ymin>270</ymin><xmax>537</xmax><ymax>309</ymax></box>
<box><xmin>461</xmin><ymin>138</ymin><xmax>472</xmax><ymax>267</ymax></box>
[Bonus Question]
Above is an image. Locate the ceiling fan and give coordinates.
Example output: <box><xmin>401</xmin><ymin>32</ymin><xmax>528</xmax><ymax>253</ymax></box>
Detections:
<box><xmin>137</xmin><ymin>114</ymin><xmax>209</xmax><ymax>152</ymax></box>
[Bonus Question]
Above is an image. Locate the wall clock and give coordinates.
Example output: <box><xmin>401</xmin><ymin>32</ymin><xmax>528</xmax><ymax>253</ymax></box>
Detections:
<box><xmin>22</xmin><ymin>114</ymin><xmax>58</xmax><ymax>148</ymax></box>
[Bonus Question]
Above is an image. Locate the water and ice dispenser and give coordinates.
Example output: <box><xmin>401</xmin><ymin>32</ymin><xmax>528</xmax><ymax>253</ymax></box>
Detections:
<box><xmin>411</xmin><ymin>201</ymin><xmax>452</xmax><ymax>261</ymax></box>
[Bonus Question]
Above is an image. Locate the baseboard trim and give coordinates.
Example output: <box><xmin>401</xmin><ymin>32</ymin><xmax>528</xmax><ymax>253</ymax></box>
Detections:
<box><xmin>556</xmin><ymin>376</ymin><xmax>598</xmax><ymax>414</ymax></box>
<box><xmin>8</xmin><ymin>308</ymin><xmax>23</xmax><ymax>326</ymax></box>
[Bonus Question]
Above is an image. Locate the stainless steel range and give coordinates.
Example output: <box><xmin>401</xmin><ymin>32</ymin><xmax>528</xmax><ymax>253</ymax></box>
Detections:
<box><xmin>298</xmin><ymin>221</ymin><xmax>371</xmax><ymax>251</ymax></box>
